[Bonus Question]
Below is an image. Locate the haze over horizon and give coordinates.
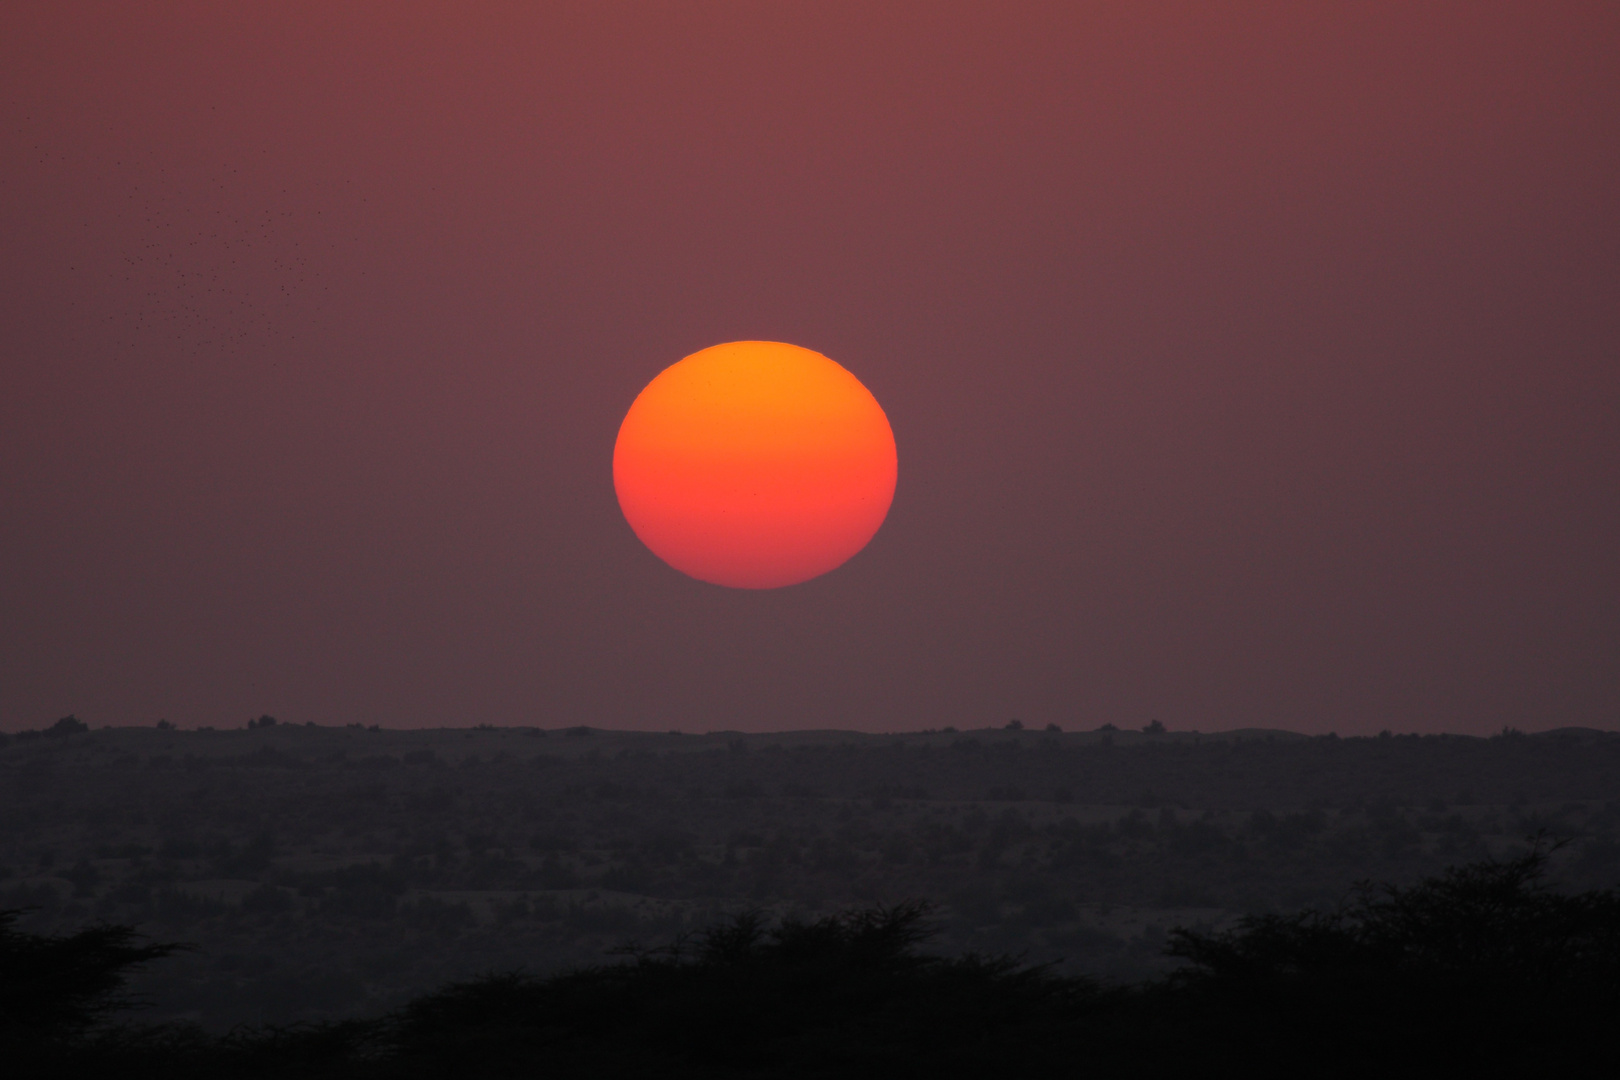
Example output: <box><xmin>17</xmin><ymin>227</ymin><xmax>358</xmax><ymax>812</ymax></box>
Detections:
<box><xmin>4</xmin><ymin>3</ymin><xmax>1617</xmax><ymax>736</ymax></box>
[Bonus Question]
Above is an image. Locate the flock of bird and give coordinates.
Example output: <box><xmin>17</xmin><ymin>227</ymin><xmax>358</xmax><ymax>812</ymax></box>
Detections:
<box><xmin>110</xmin><ymin>170</ymin><xmax>322</xmax><ymax>355</ymax></box>
<box><xmin>12</xmin><ymin>124</ymin><xmax>362</xmax><ymax>360</ymax></box>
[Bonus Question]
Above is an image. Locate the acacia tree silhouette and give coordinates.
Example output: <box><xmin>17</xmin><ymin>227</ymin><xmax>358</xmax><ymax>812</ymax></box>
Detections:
<box><xmin>0</xmin><ymin>910</ymin><xmax>183</xmax><ymax>1036</ymax></box>
<box><xmin>0</xmin><ymin>908</ymin><xmax>191</xmax><ymax>1074</ymax></box>
<box><xmin>1152</xmin><ymin>844</ymin><xmax>1620</xmax><ymax>1070</ymax></box>
<box><xmin>375</xmin><ymin>901</ymin><xmax>1102</xmax><ymax>1078</ymax></box>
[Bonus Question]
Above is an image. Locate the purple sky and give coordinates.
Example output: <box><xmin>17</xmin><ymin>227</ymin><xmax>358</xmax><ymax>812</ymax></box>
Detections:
<box><xmin>3</xmin><ymin>3</ymin><xmax>1617</xmax><ymax>734</ymax></box>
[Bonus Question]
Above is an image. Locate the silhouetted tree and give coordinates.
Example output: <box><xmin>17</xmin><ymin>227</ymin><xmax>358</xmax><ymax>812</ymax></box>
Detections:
<box><xmin>1156</xmin><ymin>846</ymin><xmax>1620</xmax><ymax>1070</ymax></box>
<box><xmin>0</xmin><ymin>909</ymin><xmax>186</xmax><ymax>1065</ymax></box>
<box><xmin>44</xmin><ymin>715</ymin><xmax>87</xmax><ymax>738</ymax></box>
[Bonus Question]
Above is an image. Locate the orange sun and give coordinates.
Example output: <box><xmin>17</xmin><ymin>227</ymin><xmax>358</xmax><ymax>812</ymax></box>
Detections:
<box><xmin>613</xmin><ymin>341</ymin><xmax>897</xmax><ymax>589</ymax></box>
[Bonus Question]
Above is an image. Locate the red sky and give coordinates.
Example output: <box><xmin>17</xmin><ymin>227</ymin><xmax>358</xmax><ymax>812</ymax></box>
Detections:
<box><xmin>3</xmin><ymin>2</ymin><xmax>1616</xmax><ymax>734</ymax></box>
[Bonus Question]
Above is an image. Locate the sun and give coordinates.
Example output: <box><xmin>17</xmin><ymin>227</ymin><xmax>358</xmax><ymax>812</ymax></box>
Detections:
<box><xmin>613</xmin><ymin>341</ymin><xmax>897</xmax><ymax>589</ymax></box>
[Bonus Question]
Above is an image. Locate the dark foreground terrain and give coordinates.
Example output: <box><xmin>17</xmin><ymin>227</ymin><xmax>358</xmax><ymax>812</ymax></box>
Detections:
<box><xmin>5</xmin><ymin>851</ymin><xmax>1619</xmax><ymax>1077</ymax></box>
<box><xmin>1</xmin><ymin>720</ymin><xmax>1617</xmax><ymax>1029</ymax></box>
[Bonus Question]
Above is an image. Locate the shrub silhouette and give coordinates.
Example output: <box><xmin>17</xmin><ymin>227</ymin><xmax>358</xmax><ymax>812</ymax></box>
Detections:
<box><xmin>371</xmin><ymin>901</ymin><xmax>1103</xmax><ymax>1078</ymax></box>
<box><xmin>1151</xmin><ymin>845</ymin><xmax>1620</xmax><ymax>1071</ymax></box>
<box><xmin>5</xmin><ymin>852</ymin><xmax>1619</xmax><ymax>1077</ymax></box>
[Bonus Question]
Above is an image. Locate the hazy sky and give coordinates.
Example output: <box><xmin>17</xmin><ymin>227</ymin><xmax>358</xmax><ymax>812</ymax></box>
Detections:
<box><xmin>3</xmin><ymin>3</ymin><xmax>1616</xmax><ymax>735</ymax></box>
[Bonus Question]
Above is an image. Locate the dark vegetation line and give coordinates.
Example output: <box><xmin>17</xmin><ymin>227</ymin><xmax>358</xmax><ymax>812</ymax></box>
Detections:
<box><xmin>4</xmin><ymin>724</ymin><xmax>1617</xmax><ymax>1030</ymax></box>
<box><xmin>4</xmin><ymin>848</ymin><xmax>1617</xmax><ymax>1078</ymax></box>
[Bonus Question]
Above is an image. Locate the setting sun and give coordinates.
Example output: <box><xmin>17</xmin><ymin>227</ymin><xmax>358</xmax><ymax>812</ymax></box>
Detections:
<box><xmin>613</xmin><ymin>341</ymin><xmax>897</xmax><ymax>588</ymax></box>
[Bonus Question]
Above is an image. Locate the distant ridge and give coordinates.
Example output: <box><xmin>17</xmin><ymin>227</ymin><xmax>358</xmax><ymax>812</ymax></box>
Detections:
<box><xmin>4</xmin><ymin>722</ymin><xmax>1616</xmax><ymax>741</ymax></box>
